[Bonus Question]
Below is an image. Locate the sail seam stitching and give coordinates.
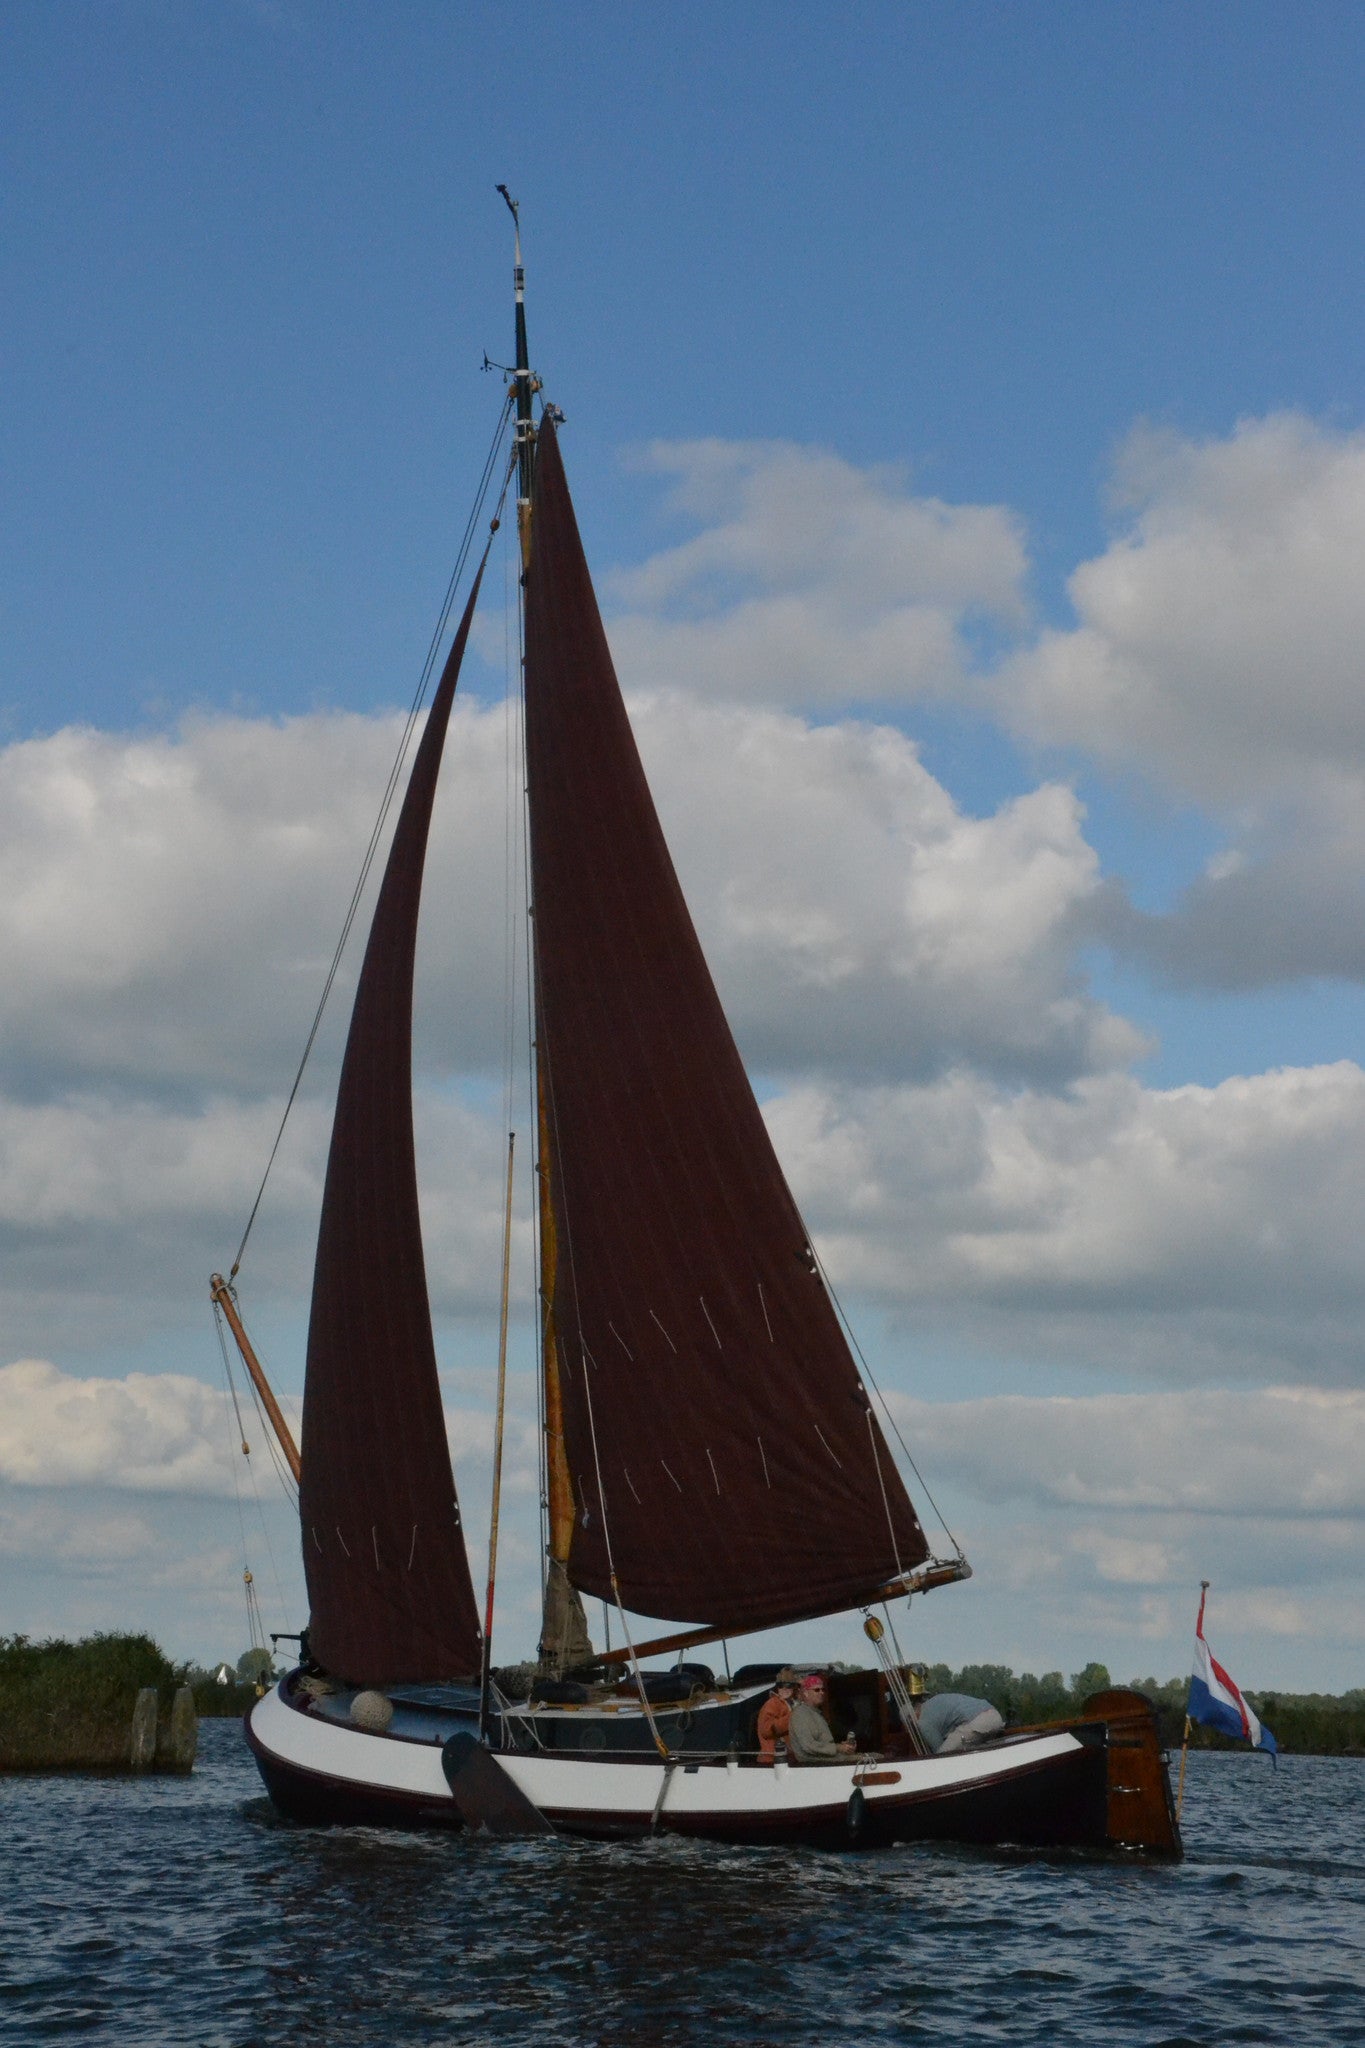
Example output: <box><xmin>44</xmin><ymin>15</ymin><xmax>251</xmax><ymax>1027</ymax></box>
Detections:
<box><xmin>813</xmin><ymin>1425</ymin><xmax>843</xmax><ymax>1468</ymax></box>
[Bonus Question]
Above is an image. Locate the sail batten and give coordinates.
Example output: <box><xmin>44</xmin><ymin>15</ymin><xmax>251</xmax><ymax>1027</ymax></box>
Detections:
<box><xmin>524</xmin><ymin>419</ymin><xmax>928</xmax><ymax>1633</ymax></box>
<box><xmin>299</xmin><ymin>563</ymin><xmax>488</xmax><ymax>1687</ymax></box>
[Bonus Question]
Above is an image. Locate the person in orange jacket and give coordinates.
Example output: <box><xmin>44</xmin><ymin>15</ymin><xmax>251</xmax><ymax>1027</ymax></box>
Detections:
<box><xmin>756</xmin><ymin>1669</ymin><xmax>799</xmax><ymax>1762</ymax></box>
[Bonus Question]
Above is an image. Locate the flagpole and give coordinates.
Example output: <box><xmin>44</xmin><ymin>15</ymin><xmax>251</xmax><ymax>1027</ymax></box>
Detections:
<box><xmin>1177</xmin><ymin>1577</ymin><xmax>1210</xmax><ymax>1821</ymax></box>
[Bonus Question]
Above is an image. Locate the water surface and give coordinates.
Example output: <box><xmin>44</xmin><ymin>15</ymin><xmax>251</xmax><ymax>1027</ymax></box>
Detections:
<box><xmin>1</xmin><ymin>1722</ymin><xmax>1360</xmax><ymax>2044</ymax></box>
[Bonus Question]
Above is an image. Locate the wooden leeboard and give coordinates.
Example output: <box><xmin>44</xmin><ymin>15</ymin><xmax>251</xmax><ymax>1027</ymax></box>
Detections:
<box><xmin>1077</xmin><ymin>1688</ymin><xmax>1182</xmax><ymax>1857</ymax></box>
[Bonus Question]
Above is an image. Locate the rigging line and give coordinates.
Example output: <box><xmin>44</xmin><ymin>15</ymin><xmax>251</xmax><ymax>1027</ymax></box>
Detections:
<box><xmin>213</xmin><ymin>1302</ymin><xmax>255</xmax><ymax>1580</ymax></box>
<box><xmin>246</xmin><ymin>1445</ymin><xmax>293</xmax><ymax>1626</ymax></box>
<box><xmin>215</xmin><ymin>1304</ymin><xmax>251</xmax><ymax>1458</ymax></box>
<box><xmin>217</xmin><ymin>1314</ymin><xmax>293</xmax><ymax>1555</ymax></box>
<box><xmin>230</xmin><ymin>390</ymin><xmax>516</xmax><ymax>1280</ymax></box>
<box><xmin>243</xmin><ymin>1570</ymin><xmax>269</xmax><ymax>1671</ymax></box>
<box><xmin>213</xmin><ymin>1302</ymin><xmax>291</xmax><ymax>1644</ymax></box>
<box><xmin>495</xmin><ymin>493</ymin><xmax>520</xmax><ymax>1143</ymax></box>
<box><xmin>214</xmin><ymin>1294</ymin><xmax>296</xmax><ymax>1630</ymax></box>
<box><xmin>575</xmin><ymin>1320</ymin><xmax>671</xmax><ymax>1760</ymax></box>
<box><xmin>501</xmin><ymin>509</ymin><xmax>517</xmax><ymax>1136</ymax></box>
<box><xmin>808</xmin><ymin>1238</ymin><xmax>963</xmax><ymax>1556</ymax></box>
<box><xmin>224</xmin><ymin>1287</ymin><xmax>299</xmax><ymax>1511</ymax></box>
<box><xmin>881</xmin><ymin>1598</ymin><xmax>909</xmax><ymax>1670</ymax></box>
<box><xmin>238</xmin><ymin>1350</ymin><xmax>299</xmax><ymax>1512</ymax></box>
<box><xmin>511</xmin><ymin>530</ymin><xmax>551</xmax><ymax>1592</ymax></box>
<box><xmin>506</xmin><ymin>511</ymin><xmax>530</xmax><ymax>1155</ymax></box>
<box><xmin>219</xmin><ymin>1305</ymin><xmax>294</xmax><ymax>1615</ymax></box>
<box><xmin>865</xmin><ymin>1408</ymin><xmax>906</xmax><ymax>1585</ymax></box>
<box><xmin>862</xmin><ymin>1608</ymin><xmax>930</xmax><ymax>1755</ymax></box>
<box><xmin>480</xmin><ymin>1131</ymin><xmax>517</xmax><ymax>1737</ymax></box>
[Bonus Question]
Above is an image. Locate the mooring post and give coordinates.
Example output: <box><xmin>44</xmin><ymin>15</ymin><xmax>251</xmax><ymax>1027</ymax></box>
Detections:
<box><xmin>168</xmin><ymin>1685</ymin><xmax>198</xmax><ymax>1774</ymax></box>
<box><xmin>129</xmin><ymin>1687</ymin><xmax>158</xmax><ymax>1773</ymax></box>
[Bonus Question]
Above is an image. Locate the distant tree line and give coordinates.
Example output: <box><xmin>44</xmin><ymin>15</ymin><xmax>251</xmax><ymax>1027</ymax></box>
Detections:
<box><xmin>5</xmin><ymin>1636</ymin><xmax>1361</xmax><ymax>1756</ymax></box>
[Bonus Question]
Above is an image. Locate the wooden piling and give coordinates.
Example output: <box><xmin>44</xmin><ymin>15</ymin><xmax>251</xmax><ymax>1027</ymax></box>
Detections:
<box><xmin>129</xmin><ymin>1687</ymin><xmax>158</xmax><ymax>1772</ymax></box>
<box><xmin>166</xmin><ymin>1685</ymin><xmax>198</xmax><ymax>1774</ymax></box>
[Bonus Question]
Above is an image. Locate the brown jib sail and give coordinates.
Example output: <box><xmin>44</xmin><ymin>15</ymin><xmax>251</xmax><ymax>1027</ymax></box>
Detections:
<box><xmin>299</xmin><ymin>564</ymin><xmax>487</xmax><ymax>1687</ymax></box>
<box><xmin>524</xmin><ymin>418</ymin><xmax>929</xmax><ymax>1634</ymax></box>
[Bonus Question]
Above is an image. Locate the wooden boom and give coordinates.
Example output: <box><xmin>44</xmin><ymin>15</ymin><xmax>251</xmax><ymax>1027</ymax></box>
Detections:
<box><xmin>591</xmin><ymin>1558</ymin><xmax>973</xmax><ymax>1671</ymax></box>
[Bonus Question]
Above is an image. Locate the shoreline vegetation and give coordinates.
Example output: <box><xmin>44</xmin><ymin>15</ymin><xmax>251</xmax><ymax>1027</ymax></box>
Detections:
<box><xmin>3</xmin><ymin>1637</ymin><xmax>1361</xmax><ymax>1771</ymax></box>
<box><xmin>0</xmin><ymin>1633</ymin><xmax>254</xmax><ymax>1775</ymax></box>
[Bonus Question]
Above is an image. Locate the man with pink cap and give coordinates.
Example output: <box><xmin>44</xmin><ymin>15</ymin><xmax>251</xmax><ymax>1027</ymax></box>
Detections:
<box><xmin>785</xmin><ymin>1673</ymin><xmax>860</xmax><ymax>1764</ymax></box>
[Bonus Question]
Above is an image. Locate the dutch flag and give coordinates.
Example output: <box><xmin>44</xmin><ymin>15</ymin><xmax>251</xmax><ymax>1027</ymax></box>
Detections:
<box><xmin>1187</xmin><ymin>1584</ymin><xmax>1277</xmax><ymax>1756</ymax></box>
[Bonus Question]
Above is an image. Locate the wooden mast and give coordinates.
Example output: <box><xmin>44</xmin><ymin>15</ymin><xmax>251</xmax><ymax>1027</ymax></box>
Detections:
<box><xmin>498</xmin><ymin>183</ymin><xmax>537</xmax><ymax>572</ymax></box>
<box><xmin>498</xmin><ymin>188</ymin><xmax>593</xmax><ymax>1675</ymax></box>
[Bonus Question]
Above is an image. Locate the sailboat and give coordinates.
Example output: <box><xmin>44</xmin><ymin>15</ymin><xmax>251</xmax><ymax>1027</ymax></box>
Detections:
<box><xmin>226</xmin><ymin>203</ymin><xmax>1180</xmax><ymax>1857</ymax></box>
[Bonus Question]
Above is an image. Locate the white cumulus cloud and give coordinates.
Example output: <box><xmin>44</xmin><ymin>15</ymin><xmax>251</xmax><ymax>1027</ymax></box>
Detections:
<box><xmin>606</xmin><ymin>438</ymin><xmax>1028</xmax><ymax>709</ymax></box>
<box><xmin>772</xmin><ymin>1060</ymin><xmax>1365</xmax><ymax>1380</ymax></box>
<box><xmin>634</xmin><ymin>694</ymin><xmax>1137</xmax><ymax>1081</ymax></box>
<box><xmin>893</xmin><ymin>1384</ymin><xmax>1365</xmax><ymax>1517</ymax></box>
<box><xmin>995</xmin><ymin>413</ymin><xmax>1365</xmax><ymax>991</ymax></box>
<box><xmin>1003</xmin><ymin>414</ymin><xmax>1365</xmax><ymax>801</ymax></box>
<box><xmin>0</xmin><ymin>1359</ymin><xmax>246</xmax><ymax>1495</ymax></box>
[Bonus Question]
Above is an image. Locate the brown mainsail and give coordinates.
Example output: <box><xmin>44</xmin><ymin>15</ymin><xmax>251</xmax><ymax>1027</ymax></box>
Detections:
<box><xmin>300</xmin><ymin>562</ymin><xmax>488</xmax><ymax>1687</ymax></box>
<box><xmin>523</xmin><ymin>418</ymin><xmax>929</xmax><ymax>1634</ymax></box>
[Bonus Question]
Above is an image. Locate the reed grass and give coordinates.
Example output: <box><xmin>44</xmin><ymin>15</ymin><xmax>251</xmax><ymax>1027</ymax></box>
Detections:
<box><xmin>0</xmin><ymin>1632</ymin><xmax>192</xmax><ymax>1772</ymax></box>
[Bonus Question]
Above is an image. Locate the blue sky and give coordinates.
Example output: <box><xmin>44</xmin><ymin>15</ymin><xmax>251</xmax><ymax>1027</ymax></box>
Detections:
<box><xmin>4</xmin><ymin>3</ymin><xmax>1365</xmax><ymax>1692</ymax></box>
<box><xmin>11</xmin><ymin>2</ymin><xmax>1365</xmax><ymax>732</ymax></box>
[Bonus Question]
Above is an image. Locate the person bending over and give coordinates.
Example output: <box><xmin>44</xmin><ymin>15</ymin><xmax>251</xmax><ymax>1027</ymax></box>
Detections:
<box><xmin>916</xmin><ymin>1692</ymin><xmax>1004</xmax><ymax>1754</ymax></box>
